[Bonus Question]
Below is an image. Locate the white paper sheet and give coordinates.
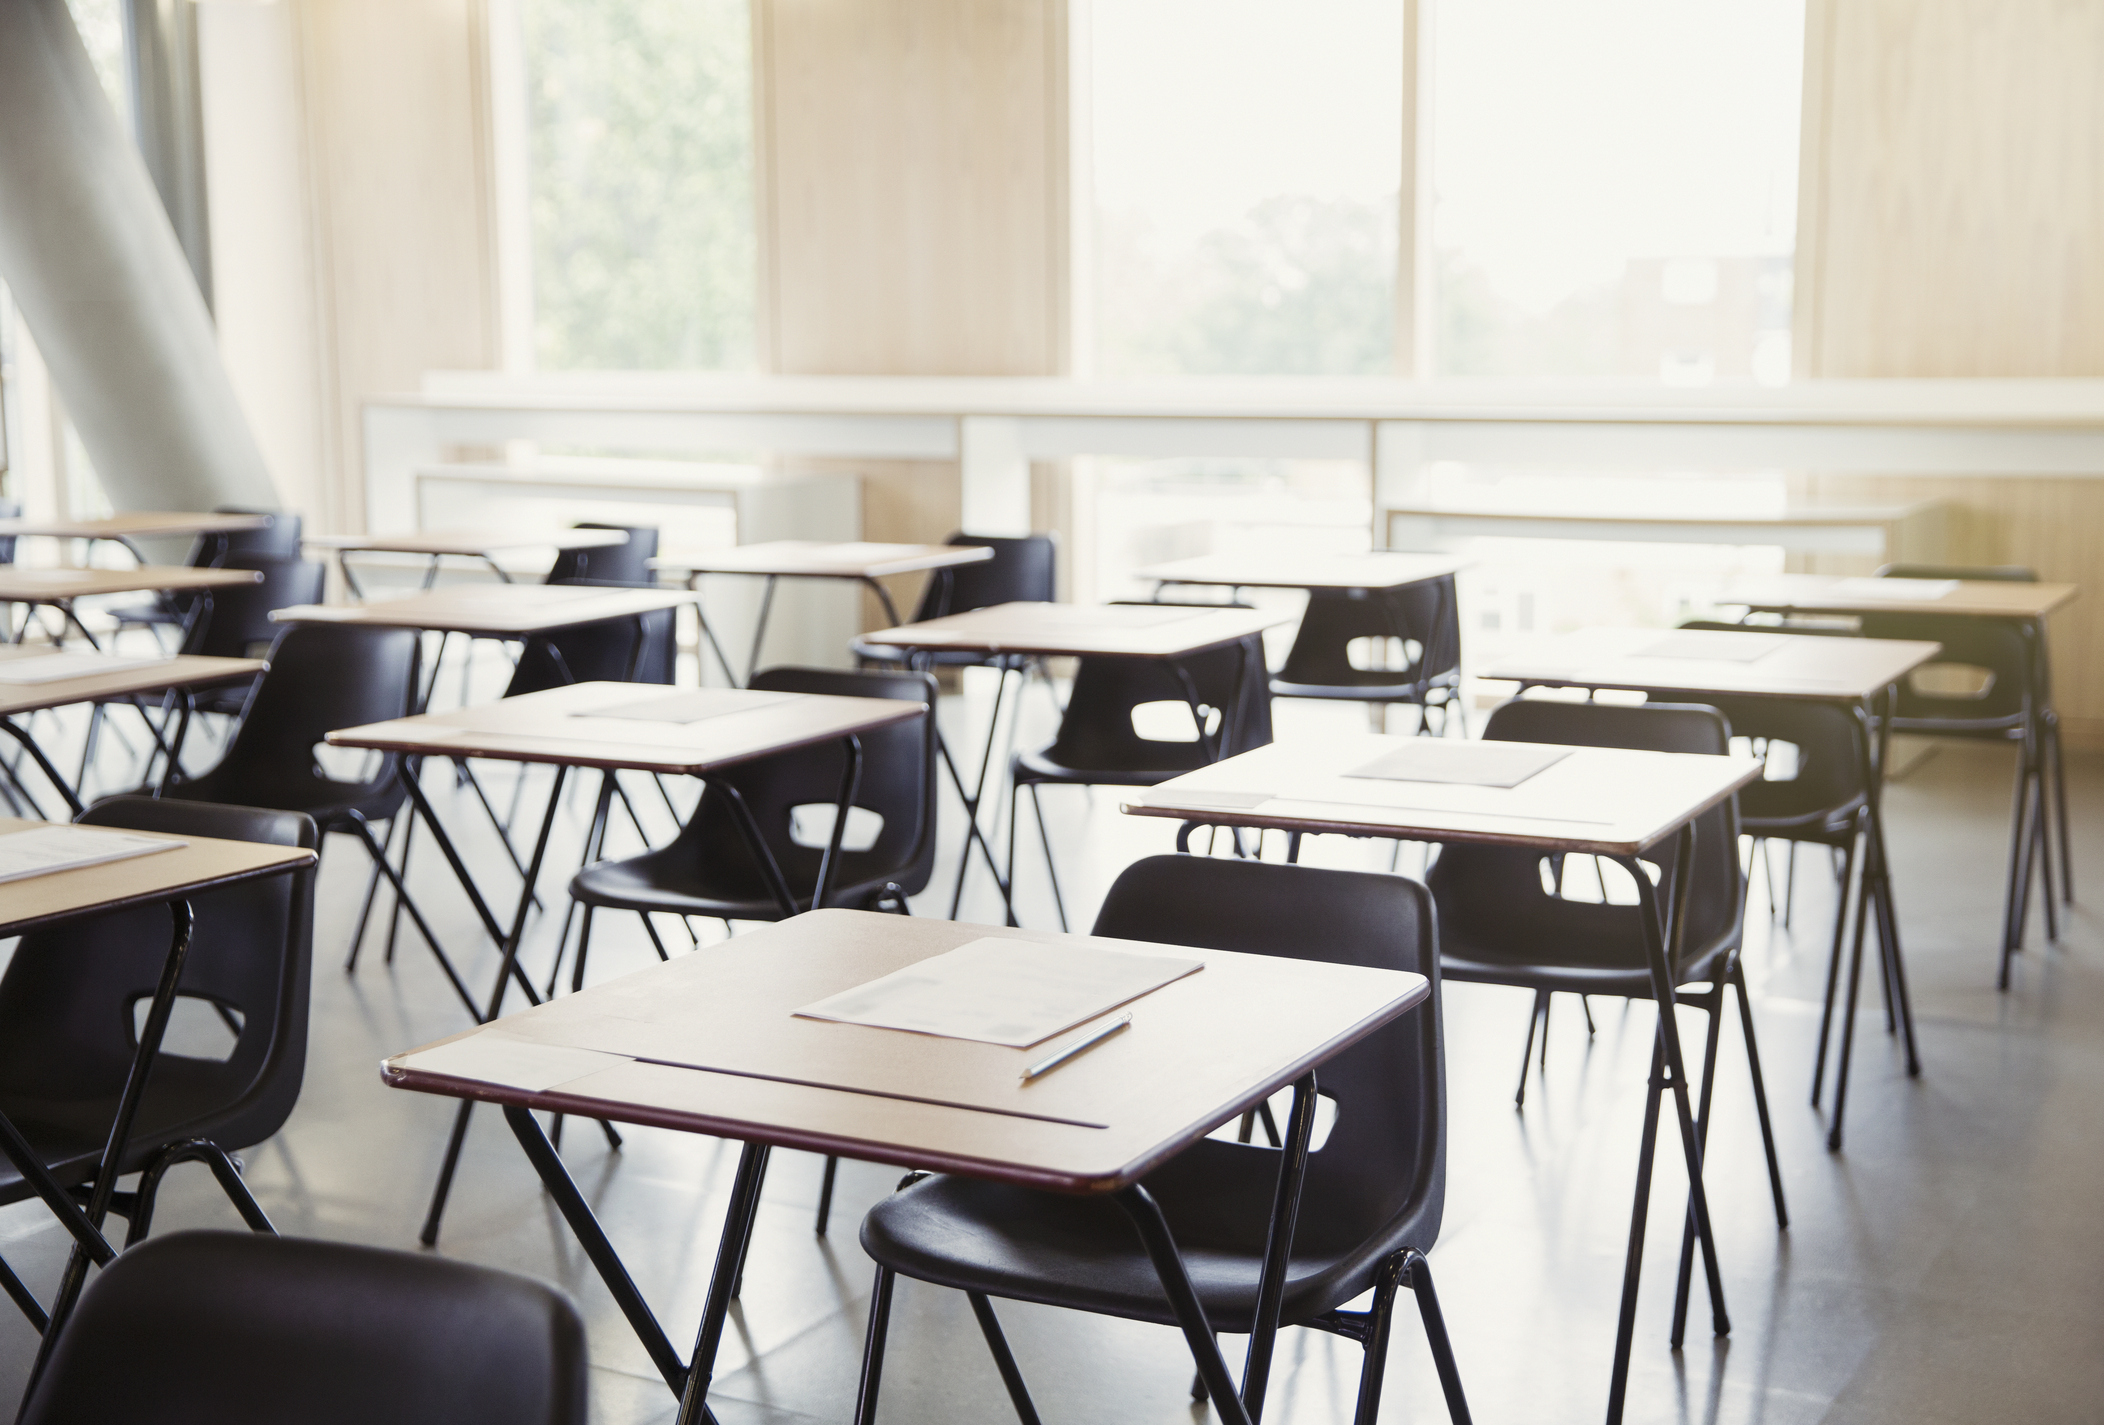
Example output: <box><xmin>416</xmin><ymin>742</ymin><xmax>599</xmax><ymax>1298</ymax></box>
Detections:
<box><xmin>0</xmin><ymin>826</ymin><xmax>182</xmax><ymax>885</ymax></box>
<box><xmin>1831</xmin><ymin>577</ymin><xmax>1959</xmax><ymax>600</ymax></box>
<box><xmin>1634</xmin><ymin>631</ymin><xmax>1787</xmax><ymax>662</ymax></box>
<box><xmin>794</xmin><ymin>937</ymin><xmax>1203</xmax><ymax>1048</ymax></box>
<box><xmin>394</xmin><ymin>1035</ymin><xmax>632</xmax><ymax>1091</ymax></box>
<box><xmin>1346</xmin><ymin>740</ymin><xmax>1570</xmax><ymax>789</ymax></box>
<box><xmin>580</xmin><ymin>690</ymin><xmax>794</xmax><ymax>724</ymax></box>
<box><xmin>0</xmin><ymin>653</ymin><xmax>177</xmax><ymax>685</ymax></box>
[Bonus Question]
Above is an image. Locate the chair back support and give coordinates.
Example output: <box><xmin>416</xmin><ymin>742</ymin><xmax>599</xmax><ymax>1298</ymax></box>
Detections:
<box><xmin>1429</xmin><ymin>699</ymin><xmax>1742</xmax><ymax>978</ymax></box>
<box><xmin>181</xmin><ymin>558</ymin><xmax>328</xmax><ymax>659</ymax></box>
<box><xmin>1039</xmin><ymin>632</ymin><xmax>1271</xmax><ymax>781</ymax></box>
<box><xmin>1275</xmin><ymin>575</ymin><xmax>1461</xmax><ymax>692</ymax></box>
<box><xmin>174</xmin><ymin>623</ymin><xmax>420</xmax><ymax>820</ymax></box>
<box><xmin>674</xmin><ymin>666</ymin><xmax>939</xmax><ymax>906</ymax></box>
<box><xmin>18</xmin><ymin>1231</ymin><xmax>587</xmax><ymax>1425</ymax></box>
<box><xmin>1091</xmin><ymin>855</ymin><xmax>1444</xmax><ymax>1261</ymax></box>
<box><xmin>1672</xmin><ymin>623</ymin><xmax>1870</xmax><ymax>828</ymax></box>
<box><xmin>0</xmin><ymin>799</ymin><xmax>315</xmax><ymax>1163</ymax></box>
<box><xmin>1854</xmin><ymin>610</ymin><xmax>2034</xmax><ymax>729</ymax></box>
<box><xmin>910</xmin><ymin>533</ymin><xmax>1057</xmax><ymax>620</ymax></box>
<box><xmin>505</xmin><ymin>579</ymin><xmax>676</xmax><ymax>696</ymax></box>
<box><xmin>544</xmin><ymin>523</ymin><xmax>659</xmax><ymax>585</ymax></box>
<box><xmin>183</xmin><ymin>507</ymin><xmax>302</xmax><ymax>567</ymax></box>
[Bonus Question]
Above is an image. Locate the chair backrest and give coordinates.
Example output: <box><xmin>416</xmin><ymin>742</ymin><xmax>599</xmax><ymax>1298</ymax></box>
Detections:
<box><xmin>0</xmin><ymin>496</ymin><xmax>20</xmax><ymax>564</ymax></box>
<box><xmin>180</xmin><ymin>623</ymin><xmax>421</xmax><ymax>818</ymax></box>
<box><xmin>1428</xmin><ymin>698</ymin><xmax>1743</xmax><ymax>977</ymax></box>
<box><xmin>910</xmin><ymin>532</ymin><xmax>1057</xmax><ymax>620</ymax></box>
<box><xmin>544</xmin><ymin>523</ymin><xmax>659</xmax><ymax>585</ymax></box>
<box><xmin>1854</xmin><ymin>609</ymin><xmax>2033</xmax><ymax>727</ymax></box>
<box><xmin>1092</xmin><ymin>855</ymin><xmax>1444</xmax><ymax>1261</ymax></box>
<box><xmin>0</xmin><ymin>798</ymin><xmax>315</xmax><ymax>1161</ymax></box>
<box><xmin>1276</xmin><ymin>575</ymin><xmax>1462</xmax><ymax>689</ymax></box>
<box><xmin>1673</xmin><ymin>623</ymin><xmax>1869</xmax><ymax>826</ymax></box>
<box><xmin>674</xmin><ymin>665</ymin><xmax>940</xmax><ymax>907</ymax></box>
<box><xmin>504</xmin><ymin>579</ymin><xmax>677</xmax><ymax>697</ymax></box>
<box><xmin>187</xmin><ymin>506</ymin><xmax>303</xmax><ymax>566</ymax></box>
<box><xmin>1041</xmin><ymin>623</ymin><xmax>1272</xmax><ymax>780</ymax></box>
<box><xmin>18</xmin><ymin>1230</ymin><xmax>587</xmax><ymax>1425</ymax></box>
<box><xmin>180</xmin><ymin>558</ymin><xmax>328</xmax><ymax>659</ymax></box>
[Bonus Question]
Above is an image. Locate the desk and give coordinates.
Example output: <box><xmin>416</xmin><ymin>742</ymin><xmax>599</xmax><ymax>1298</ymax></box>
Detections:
<box><xmin>1386</xmin><ymin>500</ymin><xmax>1947</xmax><ymax>562</ymax></box>
<box><xmin>0</xmin><ymin>512</ymin><xmax>269</xmax><ymax>568</ymax></box>
<box><xmin>0</xmin><ymin>819</ymin><xmax>313</xmax><ymax>1357</ymax></box>
<box><xmin>332</xmin><ymin>682</ymin><xmax>924</xmax><ymax>1244</ymax></box>
<box><xmin>1484</xmin><ymin>626</ymin><xmax>1943</xmax><ymax>1148</ymax></box>
<box><xmin>859</xmin><ymin>602</ymin><xmax>1289</xmax><ymax>922</ymax></box>
<box><xmin>0</xmin><ymin>567</ymin><xmax>260</xmax><ymax>650</ymax></box>
<box><xmin>0</xmin><ymin>650</ymin><xmax>268</xmax><ymax>816</ymax></box>
<box><xmin>273</xmin><ymin>582</ymin><xmax>693</xmax><ymax>639</ymax></box>
<box><xmin>655</xmin><ymin>540</ymin><xmax>993</xmax><ymax>686</ymax></box>
<box><xmin>304</xmin><ymin>526</ymin><xmax>630</xmax><ymax>598</ymax></box>
<box><xmin>1128</xmin><ymin>735</ymin><xmax>1760</xmax><ymax>1425</ymax></box>
<box><xmin>1137</xmin><ymin>550</ymin><xmax>1468</xmax><ymax>594</ymax></box>
<box><xmin>1721</xmin><ymin>573</ymin><xmax>2078</xmax><ymax>621</ymax></box>
<box><xmin>384</xmin><ymin>907</ymin><xmax>1429</xmax><ymax>1425</ymax></box>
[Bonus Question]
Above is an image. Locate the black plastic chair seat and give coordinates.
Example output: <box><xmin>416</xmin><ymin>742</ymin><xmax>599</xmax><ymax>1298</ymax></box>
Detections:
<box><xmin>1439</xmin><ymin>940</ymin><xmax>1734</xmax><ymax>999</ymax></box>
<box><xmin>0</xmin><ymin>1074</ymin><xmax>261</xmax><ymax>1204</ymax></box>
<box><xmin>18</xmin><ymin>1230</ymin><xmax>587</xmax><ymax>1425</ymax></box>
<box><xmin>570</xmin><ymin>845</ymin><xmax>914</xmax><ymax>919</ymax></box>
<box><xmin>862</xmin><ymin>1146</ymin><xmax>1404</xmax><ymax>1334</ymax></box>
<box><xmin>1270</xmin><ymin>673</ymin><xmax>1461</xmax><ymax>702</ymax></box>
<box><xmin>1011</xmin><ymin>743</ymin><xmax>1204</xmax><ymax>789</ymax></box>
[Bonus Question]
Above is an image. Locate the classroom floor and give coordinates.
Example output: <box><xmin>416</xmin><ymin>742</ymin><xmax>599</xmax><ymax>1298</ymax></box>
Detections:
<box><xmin>0</xmin><ymin>666</ymin><xmax>2098</xmax><ymax>1424</ymax></box>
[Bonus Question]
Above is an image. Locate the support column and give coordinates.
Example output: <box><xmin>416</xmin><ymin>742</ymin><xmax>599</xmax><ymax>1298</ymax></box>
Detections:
<box><xmin>0</xmin><ymin>0</ymin><xmax>277</xmax><ymax>513</ymax></box>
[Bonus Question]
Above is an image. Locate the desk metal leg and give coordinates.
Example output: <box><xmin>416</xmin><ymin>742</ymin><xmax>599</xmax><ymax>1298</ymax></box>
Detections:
<box><xmin>746</xmin><ymin>575</ymin><xmax>779</xmax><ymax>685</ymax></box>
<box><xmin>1603</xmin><ymin>828</ymin><xmax>1727</xmax><ymax>1425</ymax></box>
<box><xmin>0</xmin><ymin>718</ymin><xmax>81</xmax><ymax>817</ymax></box>
<box><xmin>945</xmin><ymin>664</ymin><xmax>1020</xmax><ymax>921</ymax></box>
<box><xmin>26</xmin><ymin>900</ymin><xmax>197</xmax><ymax>1390</ymax></box>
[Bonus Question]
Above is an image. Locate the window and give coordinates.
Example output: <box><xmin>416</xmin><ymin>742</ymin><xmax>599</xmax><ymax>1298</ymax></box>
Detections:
<box><xmin>1087</xmin><ymin>0</ymin><xmax>1405</xmax><ymax>378</ymax></box>
<box><xmin>516</xmin><ymin>0</ymin><xmax>755</xmax><ymax>371</ymax></box>
<box><xmin>1426</xmin><ymin>0</ymin><xmax>1804</xmax><ymax>383</ymax></box>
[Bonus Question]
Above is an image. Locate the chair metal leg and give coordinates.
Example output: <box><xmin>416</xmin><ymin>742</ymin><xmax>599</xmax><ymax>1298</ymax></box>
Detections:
<box><xmin>1670</xmin><ymin>988</ymin><xmax>1728</xmax><ymax>1349</ymax></box>
<box><xmin>122</xmin><ymin>1139</ymin><xmax>275</xmax><ymax>1247</ymax></box>
<box><xmin>851</xmin><ymin>1265</ymin><xmax>898</xmax><ymax>1425</ymax></box>
<box><xmin>1811</xmin><ymin>831</ymin><xmax>1861</xmax><ymax>1106</ymax></box>
<box><xmin>1605</xmin><ymin>1036</ymin><xmax>1667</xmax><ymax>1425</ymax></box>
<box><xmin>1515</xmin><ymin>990</ymin><xmax>1547</xmax><ymax>1107</ymax></box>
<box><xmin>1403</xmin><ymin>1250</ymin><xmax>1473</xmax><ymax>1425</ymax></box>
<box><xmin>2000</xmin><ymin>746</ymin><xmax>2033</xmax><ymax>984</ymax></box>
<box><xmin>343</xmin><ymin>814</ymin><xmax>480</xmax><ymax>1020</ymax></box>
<box><xmin>967</xmin><ymin>1293</ymin><xmax>1045</xmax><ymax>1425</ymax></box>
<box><xmin>1783</xmin><ymin>839</ymin><xmax>1798</xmax><ymax>927</ymax></box>
<box><xmin>1828</xmin><ymin>864</ymin><xmax>1877</xmax><ymax>1153</ymax></box>
<box><xmin>0</xmin><ymin>1252</ymin><xmax>47</xmax><ymax>1336</ymax></box>
<box><xmin>2048</xmin><ymin>715</ymin><xmax>2074</xmax><ymax>903</ymax></box>
<box><xmin>571</xmin><ymin>905</ymin><xmax>597</xmax><ymax>994</ymax></box>
<box><xmin>1731</xmin><ymin>963</ymin><xmax>1789</xmax><ymax>1227</ymax></box>
<box><xmin>1028</xmin><ymin>784</ymin><xmax>1068</xmax><ymax>932</ymax></box>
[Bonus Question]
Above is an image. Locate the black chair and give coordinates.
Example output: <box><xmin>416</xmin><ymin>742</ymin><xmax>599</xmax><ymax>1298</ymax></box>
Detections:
<box><xmin>544</xmin><ymin>522</ymin><xmax>659</xmax><ymax>585</ymax></box>
<box><xmin>506</xmin><ymin>578</ymin><xmax>678</xmax><ymax>695</ymax></box>
<box><xmin>1428</xmin><ymin>698</ymin><xmax>1785</xmax><ymax>1338</ymax></box>
<box><xmin>17</xmin><ymin>1229</ymin><xmax>587</xmax><ymax>1425</ymax></box>
<box><xmin>854</xmin><ymin>854</ymin><xmax>1469</xmax><ymax>1425</ymax></box>
<box><xmin>850</xmin><ymin>532</ymin><xmax>1059</xmax><ymax>668</ymax></box>
<box><xmin>113</xmin><ymin>506</ymin><xmax>304</xmax><ymax>639</ymax></box>
<box><xmin>156</xmin><ymin>624</ymin><xmax>481</xmax><ymax>1017</ymax></box>
<box><xmin>1867</xmin><ymin>563</ymin><xmax>2068</xmax><ymax>979</ymax></box>
<box><xmin>163</xmin><ymin>557</ymin><xmax>329</xmax><ymax>720</ymax></box>
<box><xmin>1009</xmin><ymin>616</ymin><xmax>1272</xmax><ymax>930</ymax></box>
<box><xmin>0</xmin><ymin>798</ymin><xmax>315</xmax><ymax>1328</ymax></box>
<box><xmin>1270</xmin><ymin>573</ymin><xmax>1464</xmax><ymax>735</ymax></box>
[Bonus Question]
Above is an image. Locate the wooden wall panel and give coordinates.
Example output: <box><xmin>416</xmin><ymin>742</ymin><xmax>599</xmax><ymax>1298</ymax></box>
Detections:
<box><xmin>1797</xmin><ymin>0</ymin><xmax>2104</xmax><ymax>378</ymax></box>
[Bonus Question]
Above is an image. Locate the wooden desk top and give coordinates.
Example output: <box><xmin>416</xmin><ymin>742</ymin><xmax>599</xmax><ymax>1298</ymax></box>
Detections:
<box><xmin>656</xmin><ymin>540</ymin><xmax>994</xmax><ymax>579</ymax></box>
<box><xmin>858</xmin><ymin>601</ymin><xmax>1289</xmax><ymax>660</ymax></box>
<box><xmin>0</xmin><ymin>566</ymin><xmax>261</xmax><ymax>601</ymax></box>
<box><xmin>0</xmin><ymin>651</ymin><xmax>267</xmax><ymax>717</ymax></box>
<box><xmin>383</xmin><ymin>909</ymin><xmax>1428</xmax><ymax>1193</ymax></box>
<box><xmin>1721</xmin><ymin>574</ymin><xmax>2079</xmax><ymax>620</ymax></box>
<box><xmin>0</xmin><ymin>817</ymin><xmax>315</xmax><ymax>937</ymax></box>
<box><xmin>1482</xmin><ymin>627</ymin><xmax>1944</xmax><ymax>704</ymax></box>
<box><xmin>302</xmin><ymin>527</ymin><xmax>630</xmax><ymax>557</ymax></box>
<box><xmin>1125</xmin><ymin>734</ymin><xmax>1762</xmax><ymax>856</ymax></box>
<box><xmin>0</xmin><ymin>512</ymin><xmax>269</xmax><ymax>541</ymax></box>
<box><xmin>329</xmin><ymin>680</ymin><xmax>923</xmax><ymax>775</ymax></box>
<box><xmin>1136</xmin><ymin>551</ymin><xmax>1469</xmax><ymax>591</ymax></box>
<box><xmin>271</xmin><ymin>583</ymin><xmax>695</xmax><ymax>637</ymax></box>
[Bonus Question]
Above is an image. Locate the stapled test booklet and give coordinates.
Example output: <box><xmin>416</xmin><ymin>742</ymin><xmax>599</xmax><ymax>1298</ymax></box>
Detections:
<box><xmin>0</xmin><ymin>826</ymin><xmax>182</xmax><ymax>886</ymax></box>
<box><xmin>795</xmin><ymin>937</ymin><xmax>1203</xmax><ymax>1048</ymax></box>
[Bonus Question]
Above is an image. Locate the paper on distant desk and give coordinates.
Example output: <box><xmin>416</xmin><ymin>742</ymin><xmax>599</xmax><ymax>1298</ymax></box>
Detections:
<box><xmin>795</xmin><ymin>937</ymin><xmax>1203</xmax><ymax>1048</ymax></box>
<box><xmin>1347</xmin><ymin>740</ymin><xmax>1570</xmax><ymax>789</ymax></box>
<box><xmin>0</xmin><ymin>652</ymin><xmax>176</xmax><ymax>685</ymax></box>
<box><xmin>1831</xmin><ymin>577</ymin><xmax>1958</xmax><ymax>599</ymax></box>
<box><xmin>0</xmin><ymin>826</ymin><xmax>181</xmax><ymax>885</ymax></box>
<box><xmin>583</xmin><ymin>690</ymin><xmax>794</xmax><ymax>724</ymax></box>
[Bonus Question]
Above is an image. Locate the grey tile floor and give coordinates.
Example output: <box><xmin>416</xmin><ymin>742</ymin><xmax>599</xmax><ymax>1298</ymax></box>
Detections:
<box><xmin>0</xmin><ymin>662</ymin><xmax>2098</xmax><ymax>1424</ymax></box>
